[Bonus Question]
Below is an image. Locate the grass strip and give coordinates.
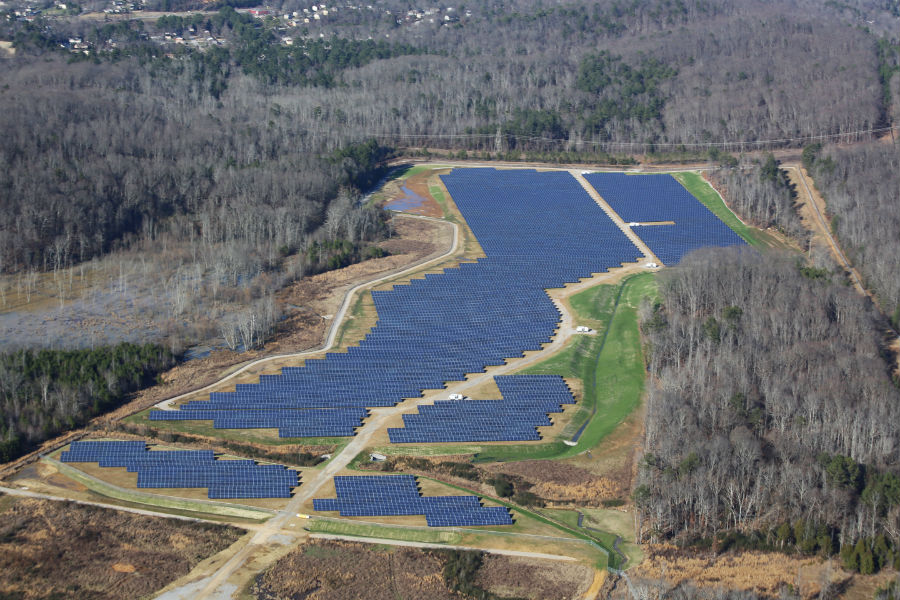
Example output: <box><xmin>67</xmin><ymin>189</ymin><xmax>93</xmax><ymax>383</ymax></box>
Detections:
<box><xmin>308</xmin><ymin>517</ymin><xmax>462</xmax><ymax>545</ymax></box>
<box><xmin>124</xmin><ymin>411</ymin><xmax>350</xmax><ymax>448</ymax></box>
<box><xmin>417</xmin><ymin>476</ymin><xmax>612</xmax><ymax>569</ymax></box>
<box><xmin>673</xmin><ymin>171</ymin><xmax>788</xmax><ymax>250</ymax></box>
<box><xmin>52</xmin><ymin>460</ymin><xmax>273</xmax><ymax>521</ymax></box>
<box><xmin>471</xmin><ymin>273</ymin><xmax>655</xmax><ymax>463</ymax></box>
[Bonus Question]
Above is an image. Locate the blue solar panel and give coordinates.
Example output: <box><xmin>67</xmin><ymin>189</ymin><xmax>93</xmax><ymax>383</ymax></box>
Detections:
<box><xmin>60</xmin><ymin>440</ymin><xmax>300</xmax><ymax>499</ymax></box>
<box><xmin>583</xmin><ymin>173</ymin><xmax>747</xmax><ymax>264</ymax></box>
<box><xmin>388</xmin><ymin>375</ymin><xmax>574</xmax><ymax>443</ymax></box>
<box><xmin>149</xmin><ymin>169</ymin><xmax>643</xmax><ymax>437</ymax></box>
<box><xmin>314</xmin><ymin>475</ymin><xmax>513</xmax><ymax>527</ymax></box>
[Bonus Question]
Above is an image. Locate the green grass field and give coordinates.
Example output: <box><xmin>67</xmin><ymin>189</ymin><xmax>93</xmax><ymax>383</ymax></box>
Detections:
<box><xmin>540</xmin><ymin>507</ymin><xmax>642</xmax><ymax>567</ymax></box>
<box><xmin>399</xmin><ymin>164</ymin><xmax>449</xmax><ymax>179</ymax></box>
<box><xmin>471</xmin><ymin>272</ymin><xmax>656</xmax><ymax>463</ymax></box>
<box><xmin>673</xmin><ymin>171</ymin><xmax>790</xmax><ymax>250</ymax></box>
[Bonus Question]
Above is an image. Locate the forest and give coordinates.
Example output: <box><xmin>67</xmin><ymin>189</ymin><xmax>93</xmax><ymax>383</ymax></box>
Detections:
<box><xmin>0</xmin><ymin>343</ymin><xmax>174</xmax><ymax>461</ymax></box>
<box><xmin>804</xmin><ymin>142</ymin><xmax>900</xmax><ymax>325</ymax></box>
<box><xmin>1</xmin><ymin>0</ymin><xmax>895</xmax><ymax>279</ymax></box>
<box><xmin>636</xmin><ymin>249</ymin><xmax>900</xmax><ymax>573</ymax></box>
<box><xmin>0</xmin><ymin>5</ymin><xmax>899</xmax><ymax>591</ymax></box>
<box><xmin>710</xmin><ymin>155</ymin><xmax>806</xmax><ymax>242</ymax></box>
<box><xmin>0</xmin><ymin>0</ymin><xmax>894</xmax><ymax>279</ymax></box>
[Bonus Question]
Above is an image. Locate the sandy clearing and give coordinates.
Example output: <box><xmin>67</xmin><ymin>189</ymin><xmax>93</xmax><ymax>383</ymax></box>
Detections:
<box><xmin>308</xmin><ymin>533</ymin><xmax>578</xmax><ymax>561</ymax></box>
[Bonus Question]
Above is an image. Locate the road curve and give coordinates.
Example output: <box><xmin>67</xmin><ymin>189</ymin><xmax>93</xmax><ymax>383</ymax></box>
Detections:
<box><xmin>154</xmin><ymin>214</ymin><xmax>460</xmax><ymax>411</ymax></box>
<box><xmin>169</xmin><ymin>260</ymin><xmax>639</xmax><ymax>599</ymax></box>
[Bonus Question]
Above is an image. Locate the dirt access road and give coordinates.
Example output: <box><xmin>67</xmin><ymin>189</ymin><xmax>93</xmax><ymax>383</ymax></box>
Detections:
<box><xmin>172</xmin><ymin>262</ymin><xmax>642</xmax><ymax>598</ymax></box>
<box><xmin>156</xmin><ymin>166</ymin><xmax>657</xmax><ymax>598</ymax></box>
<box><xmin>0</xmin><ymin>484</ymin><xmax>265</xmax><ymax>527</ymax></box>
<box><xmin>153</xmin><ymin>213</ymin><xmax>459</xmax><ymax>411</ymax></box>
<box><xmin>784</xmin><ymin>165</ymin><xmax>867</xmax><ymax>296</ymax></box>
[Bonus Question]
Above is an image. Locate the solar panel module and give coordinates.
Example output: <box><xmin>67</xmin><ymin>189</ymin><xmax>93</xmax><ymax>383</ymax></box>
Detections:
<box><xmin>388</xmin><ymin>374</ymin><xmax>575</xmax><ymax>443</ymax></box>
<box><xmin>583</xmin><ymin>172</ymin><xmax>747</xmax><ymax>264</ymax></box>
<box><xmin>314</xmin><ymin>475</ymin><xmax>513</xmax><ymax>527</ymax></box>
<box><xmin>60</xmin><ymin>440</ymin><xmax>301</xmax><ymax>499</ymax></box>
<box><xmin>150</xmin><ymin>169</ymin><xmax>643</xmax><ymax>438</ymax></box>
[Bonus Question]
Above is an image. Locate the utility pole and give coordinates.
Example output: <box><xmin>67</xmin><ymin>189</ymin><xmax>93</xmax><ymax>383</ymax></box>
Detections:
<box><xmin>494</xmin><ymin>125</ymin><xmax>505</xmax><ymax>156</ymax></box>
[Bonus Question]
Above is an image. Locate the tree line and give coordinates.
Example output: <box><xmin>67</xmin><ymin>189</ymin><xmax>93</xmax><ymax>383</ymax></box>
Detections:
<box><xmin>710</xmin><ymin>154</ymin><xmax>807</xmax><ymax>241</ymax></box>
<box><xmin>804</xmin><ymin>142</ymin><xmax>900</xmax><ymax>326</ymax></box>
<box><xmin>635</xmin><ymin>249</ymin><xmax>900</xmax><ymax>574</ymax></box>
<box><xmin>0</xmin><ymin>343</ymin><xmax>174</xmax><ymax>462</ymax></box>
<box><xmin>1</xmin><ymin>0</ymin><xmax>894</xmax><ymax>279</ymax></box>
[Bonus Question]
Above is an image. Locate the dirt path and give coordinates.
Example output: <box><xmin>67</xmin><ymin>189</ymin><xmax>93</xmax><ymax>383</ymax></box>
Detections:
<box><xmin>583</xmin><ymin>569</ymin><xmax>608</xmax><ymax>600</ymax></box>
<box><xmin>0</xmin><ymin>485</ymin><xmax>261</xmax><ymax>527</ymax></box>
<box><xmin>784</xmin><ymin>164</ymin><xmax>867</xmax><ymax>296</ymax></box>
<box><xmin>308</xmin><ymin>533</ymin><xmax>579</xmax><ymax>560</ymax></box>
<box><xmin>153</xmin><ymin>214</ymin><xmax>459</xmax><ymax>411</ymax></box>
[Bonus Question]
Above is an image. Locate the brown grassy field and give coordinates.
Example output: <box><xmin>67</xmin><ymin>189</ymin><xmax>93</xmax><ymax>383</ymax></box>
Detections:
<box><xmin>0</xmin><ymin>493</ymin><xmax>244</xmax><ymax>600</ymax></box>
<box><xmin>630</xmin><ymin>544</ymin><xmax>854</xmax><ymax>599</ymax></box>
<box><xmin>254</xmin><ymin>539</ymin><xmax>596</xmax><ymax>600</ymax></box>
<box><xmin>485</xmin><ymin>460</ymin><xmax>624</xmax><ymax>504</ymax></box>
<box><xmin>253</xmin><ymin>539</ymin><xmax>461</xmax><ymax>600</ymax></box>
<box><xmin>475</xmin><ymin>554</ymin><xmax>594</xmax><ymax>600</ymax></box>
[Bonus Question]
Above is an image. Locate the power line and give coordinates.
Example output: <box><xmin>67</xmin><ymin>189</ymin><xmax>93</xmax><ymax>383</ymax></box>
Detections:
<box><xmin>349</xmin><ymin>124</ymin><xmax>900</xmax><ymax>150</ymax></box>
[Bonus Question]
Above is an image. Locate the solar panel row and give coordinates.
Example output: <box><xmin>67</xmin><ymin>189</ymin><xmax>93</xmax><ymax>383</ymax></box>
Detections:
<box><xmin>60</xmin><ymin>440</ymin><xmax>300</xmax><ymax>499</ymax></box>
<box><xmin>388</xmin><ymin>375</ymin><xmax>575</xmax><ymax>443</ymax></box>
<box><xmin>313</xmin><ymin>475</ymin><xmax>513</xmax><ymax>527</ymax></box>
<box><xmin>149</xmin><ymin>169</ymin><xmax>643</xmax><ymax>437</ymax></box>
<box><xmin>582</xmin><ymin>173</ymin><xmax>746</xmax><ymax>264</ymax></box>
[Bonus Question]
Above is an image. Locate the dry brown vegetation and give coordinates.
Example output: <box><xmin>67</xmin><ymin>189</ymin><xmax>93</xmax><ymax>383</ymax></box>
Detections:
<box><xmin>253</xmin><ymin>540</ymin><xmax>461</xmax><ymax>600</ymax></box>
<box><xmin>486</xmin><ymin>460</ymin><xmax>624</xmax><ymax>504</ymax></box>
<box><xmin>99</xmin><ymin>215</ymin><xmax>450</xmax><ymax>421</ymax></box>
<box><xmin>474</xmin><ymin>555</ymin><xmax>594</xmax><ymax>600</ymax></box>
<box><xmin>0</xmin><ymin>494</ymin><xmax>243</xmax><ymax>600</ymax></box>
<box><xmin>630</xmin><ymin>544</ymin><xmax>852</xmax><ymax>599</ymax></box>
<box><xmin>380</xmin><ymin>170</ymin><xmax>445</xmax><ymax>218</ymax></box>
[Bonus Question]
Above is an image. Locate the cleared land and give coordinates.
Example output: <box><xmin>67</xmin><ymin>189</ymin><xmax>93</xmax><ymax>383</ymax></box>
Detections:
<box><xmin>629</xmin><ymin>544</ymin><xmax>853</xmax><ymax>600</ymax></box>
<box><xmin>475</xmin><ymin>553</ymin><xmax>595</xmax><ymax>600</ymax></box>
<box><xmin>0</xmin><ymin>492</ymin><xmax>244</xmax><ymax>600</ymax></box>
<box><xmin>253</xmin><ymin>539</ymin><xmax>459</xmax><ymax>600</ymax></box>
<box><xmin>254</xmin><ymin>538</ymin><xmax>595</xmax><ymax>600</ymax></box>
<box><xmin>673</xmin><ymin>171</ymin><xmax>792</xmax><ymax>250</ymax></box>
<box><xmin>473</xmin><ymin>272</ymin><xmax>655</xmax><ymax>463</ymax></box>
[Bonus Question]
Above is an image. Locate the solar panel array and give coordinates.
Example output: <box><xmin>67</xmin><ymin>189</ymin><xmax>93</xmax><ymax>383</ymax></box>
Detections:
<box><xmin>388</xmin><ymin>375</ymin><xmax>575</xmax><ymax>443</ymax></box>
<box><xmin>150</xmin><ymin>406</ymin><xmax>367</xmax><ymax>438</ymax></box>
<box><xmin>313</xmin><ymin>475</ymin><xmax>513</xmax><ymax>527</ymax></box>
<box><xmin>150</xmin><ymin>168</ymin><xmax>642</xmax><ymax>437</ymax></box>
<box><xmin>583</xmin><ymin>173</ymin><xmax>747</xmax><ymax>264</ymax></box>
<box><xmin>60</xmin><ymin>440</ymin><xmax>300</xmax><ymax>499</ymax></box>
